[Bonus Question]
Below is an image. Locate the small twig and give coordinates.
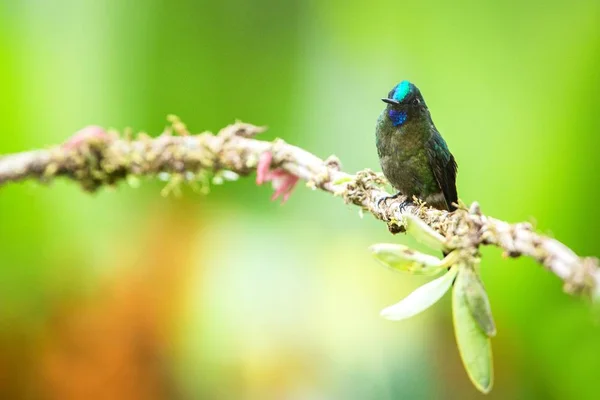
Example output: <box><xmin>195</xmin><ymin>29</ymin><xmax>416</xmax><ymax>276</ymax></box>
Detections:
<box><xmin>0</xmin><ymin>122</ymin><xmax>598</xmax><ymax>298</ymax></box>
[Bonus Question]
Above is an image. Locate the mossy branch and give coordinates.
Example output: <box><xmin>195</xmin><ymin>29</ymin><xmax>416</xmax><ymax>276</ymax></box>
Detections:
<box><xmin>0</xmin><ymin>121</ymin><xmax>598</xmax><ymax>299</ymax></box>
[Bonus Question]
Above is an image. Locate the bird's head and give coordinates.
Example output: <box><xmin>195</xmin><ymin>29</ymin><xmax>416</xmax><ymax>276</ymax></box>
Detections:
<box><xmin>381</xmin><ymin>81</ymin><xmax>428</xmax><ymax>126</ymax></box>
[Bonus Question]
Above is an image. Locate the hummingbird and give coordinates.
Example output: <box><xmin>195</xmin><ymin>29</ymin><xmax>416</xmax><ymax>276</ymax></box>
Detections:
<box><xmin>375</xmin><ymin>81</ymin><xmax>458</xmax><ymax>211</ymax></box>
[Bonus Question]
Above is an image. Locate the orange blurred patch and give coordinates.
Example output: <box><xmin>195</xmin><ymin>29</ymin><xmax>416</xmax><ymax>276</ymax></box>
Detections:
<box><xmin>36</xmin><ymin>201</ymin><xmax>203</xmax><ymax>400</ymax></box>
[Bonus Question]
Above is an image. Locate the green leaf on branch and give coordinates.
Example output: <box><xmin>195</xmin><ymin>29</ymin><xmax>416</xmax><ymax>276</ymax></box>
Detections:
<box><xmin>461</xmin><ymin>265</ymin><xmax>496</xmax><ymax>337</ymax></box>
<box><xmin>452</xmin><ymin>266</ymin><xmax>494</xmax><ymax>394</ymax></box>
<box><xmin>404</xmin><ymin>214</ymin><xmax>447</xmax><ymax>252</ymax></box>
<box><xmin>380</xmin><ymin>267</ymin><xmax>458</xmax><ymax>321</ymax></box>
<box><xmin>370</xmin><ymin>243</ymin><xmax>457</xmax><ymax>275</ymax></box>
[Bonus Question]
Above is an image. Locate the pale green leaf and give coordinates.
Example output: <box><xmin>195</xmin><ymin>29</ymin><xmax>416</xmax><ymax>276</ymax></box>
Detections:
<box><xmin>381</xmin><ymin>267</ymin><xmax>458</xmax><ymax>321</ymax></box>
<box><xmin>460</xmin><ymin>267</ymin><xmax>496</xmax><ymax>337</ymax></box>
<box><xmin>220</xmin><ymin>170</ymin><xmax>239</xmax><ymax>181</ymax></box>
<box><xmin>404</xmin><ymin>214</ymin><xmax>447</xmax><ymax>252</ymax></box>
<box><xmin>370</xmin><ymin>243</ymin><xmax>445</xmax><ymax>275</ymax></box>
<box><xmin>332</xmin><ymin>176</ymin><xmax>353</xmax><ymax>185</ymax></box>
<box><xmin>453</xmin><ymin>267</ymin><xmax>494</xmax><ymax>394</ymax></box>
<box><xmin>126</xmin><ymin>175</ymin><xmax>141</xmax><ymax>188</ymax></box>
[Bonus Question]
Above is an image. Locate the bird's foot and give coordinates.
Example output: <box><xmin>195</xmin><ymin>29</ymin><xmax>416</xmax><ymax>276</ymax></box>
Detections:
<box><xmin>397</xmin><ymin>199</ymin><xmax>414</xmax><ymax>213</ymax></box>
<box><xmin>377</xmin><ymin>191</ymin><xmax>403</xmax><ymax>208</ymax></box>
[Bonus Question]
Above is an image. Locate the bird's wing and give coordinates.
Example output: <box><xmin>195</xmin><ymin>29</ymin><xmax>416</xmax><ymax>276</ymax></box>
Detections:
<box><xmin>426</xmin><ymin>132</ymin><xmax>458</xmax><ymax>211</ymax></box>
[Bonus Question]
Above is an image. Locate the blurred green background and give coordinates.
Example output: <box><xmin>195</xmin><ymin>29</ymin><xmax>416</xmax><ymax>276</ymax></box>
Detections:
<box><xmin>1</xmin><ymin>1</ymin><xmax>599</xmax><ymax>399</ymax></box>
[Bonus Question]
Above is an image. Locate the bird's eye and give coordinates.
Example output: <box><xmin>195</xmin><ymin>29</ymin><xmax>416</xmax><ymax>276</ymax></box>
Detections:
<box><xmin>412</xmin><ymin>98</ymin><xmax>420</xmax><ymax>106</ymax></box>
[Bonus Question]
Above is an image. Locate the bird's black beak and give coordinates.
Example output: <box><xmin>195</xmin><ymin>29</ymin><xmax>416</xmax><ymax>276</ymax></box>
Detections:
<box><xmin>381</xmin><ymin>98</ymin><xmax>400</xmax><ymax>105</ymax></box>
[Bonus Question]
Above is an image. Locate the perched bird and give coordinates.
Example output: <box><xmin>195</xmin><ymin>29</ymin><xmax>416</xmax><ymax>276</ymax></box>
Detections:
<box><xmin>375</xmin><ymin>81</ymin><xmax>458</xmax><ymax>211</ymax></box>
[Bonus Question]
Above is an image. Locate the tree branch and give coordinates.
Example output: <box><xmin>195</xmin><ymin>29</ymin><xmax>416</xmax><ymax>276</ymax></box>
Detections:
<box><xmin>1</xmin><ymin>122</ymin><xmax>598</xmax><ymax>298</ymax></box>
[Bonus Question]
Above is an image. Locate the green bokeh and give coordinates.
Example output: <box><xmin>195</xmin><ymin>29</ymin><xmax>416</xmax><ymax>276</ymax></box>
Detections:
<box><xmin>0</xmin><ymin>1</ymin><xmax>599</xmax><ymax>399</ymax></box>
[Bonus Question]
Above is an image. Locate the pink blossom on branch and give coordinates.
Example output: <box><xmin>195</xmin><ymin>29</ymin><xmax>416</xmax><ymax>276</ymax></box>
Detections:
<box><xmin>256</xmin><ymin>151</ymin><xmax>273</xmax><ymax>185</ymax></box>
<box><xmin>62</xmin><ymin>125</ymin><xmax>108</xmax><ymax>150</ymax></box>
<box><xmin>256</xmin><ymin>151</ymin><xmax>299</xmax><ymax>203</ymax></box>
